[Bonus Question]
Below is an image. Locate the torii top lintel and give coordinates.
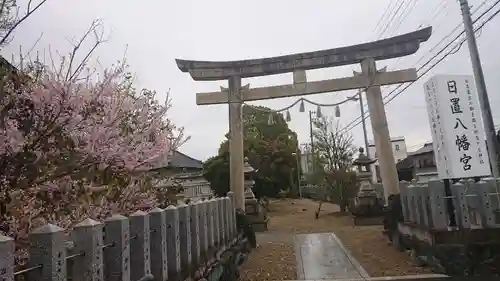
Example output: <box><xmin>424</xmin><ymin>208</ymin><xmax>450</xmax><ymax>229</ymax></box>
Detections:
<box><xmin>175</xmin><ymin>27</ymin><xmax>432</xmax><ymax>81</ymax></box>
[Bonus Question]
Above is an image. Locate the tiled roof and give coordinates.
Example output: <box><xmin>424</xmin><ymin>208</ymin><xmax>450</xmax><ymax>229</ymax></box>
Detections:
<box><xmin>396</xmin><ymin>156</ymin><xmax>413</xmax><ymax>170</ymax></box>
<box><xmin>396</xmin><ymin>142</ymin><xmax>434</xmax><ymax>170</ymax></box>
<box><xmin>169</xmin><ymin>150</ymin><xmax>203</xmax><ymax>169</ymax></box>
<box><xmin>411</xmin><ymin>142</ymin><xmax>434</xmax><ymax>156</ymax></box>
<box><xmin>147</xmin><ymin>150</ymin><xmax>203</xmax><ymax>170</ymax></box>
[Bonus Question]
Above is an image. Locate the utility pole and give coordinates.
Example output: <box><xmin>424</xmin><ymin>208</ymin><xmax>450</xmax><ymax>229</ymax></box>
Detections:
<box><xmin>359</xmin><ymin>91</ymin><xmax>370</xmax><ymax>158</ymax></box>
<box><xmin>309</xmin><ymin>110</ymin><xmax>315</xmax><ymax>173</ymax></box>
<box><xmin>295</xmin><ymin>149</ymin><xmax>302</xmax><ymax>198</ymax></box>
<box><xmin>458</xmin><ymin>0</ymin><xmax>498</xmax><ymax>177</ymax></box>
<box><xmin>359</xmin><ymin>90</ymin><xmax>378</xmax><ymax>183</ymax></box>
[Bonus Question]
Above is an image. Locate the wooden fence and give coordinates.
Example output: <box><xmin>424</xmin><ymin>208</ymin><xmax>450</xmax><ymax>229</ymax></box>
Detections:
<box><xmin>0</xmin><ymin>192</ymin><xmax>239</xmax><ymax>281</ymax></box>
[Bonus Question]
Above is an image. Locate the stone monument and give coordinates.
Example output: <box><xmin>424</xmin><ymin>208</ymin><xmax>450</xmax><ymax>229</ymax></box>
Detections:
<box><xmin>243</xmin><ymin>157</ymin><xmax>268</xmax><ymax>232</ymax></box>
<box><xmin>352</xmin><ymin>147</ymin><xmax>385</xmax><ymax>225</ymax></box>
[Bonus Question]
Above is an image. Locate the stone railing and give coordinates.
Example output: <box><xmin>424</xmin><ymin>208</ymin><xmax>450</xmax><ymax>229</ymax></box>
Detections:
<box><xmin>399</xmin><ymin>178</ymin><xmax>500</xmax><ymax>229</ymax></box>
<box><xmin>385</xmin><ymin>179</ymin><xmax>500</xmax><ymax>275</ymax></box>
<box><xmin>0</xmin><ymin>193</ymin><xmax>253</xmax><ymax>281</ymax></box>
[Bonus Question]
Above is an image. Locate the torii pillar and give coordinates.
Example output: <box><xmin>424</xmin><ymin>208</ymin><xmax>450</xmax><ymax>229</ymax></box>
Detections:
<box><xmin>176</xmin><ymin>27</ymin><xmax>432</xmax><ymax>210</ymax></box>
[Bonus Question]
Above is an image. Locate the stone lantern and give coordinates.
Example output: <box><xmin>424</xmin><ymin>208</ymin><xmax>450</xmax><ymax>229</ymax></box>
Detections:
<box><xmin>352</xmin><ymin>147</ymin><xmax>384</xmax><ymax>220</ymax></box>
<box><xmin>353</xmin><ymin>147</ymin><xmax>376</xmax><ymax>183</ymax></box>
<box><xmin>243</xmin><ymin>157</ymin><xmax>257</xmax><ymax>204</ymax></box>
<box><xmin>243</xmin><ymin>157</ymin><xmax>268</xmax><ymax>232</ymax></box>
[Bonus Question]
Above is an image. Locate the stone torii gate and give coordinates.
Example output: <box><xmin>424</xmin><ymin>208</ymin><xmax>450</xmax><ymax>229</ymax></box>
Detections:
<box><xmin>176</xmin><ymin>27</ymin><xmax>432</xmax><ymax>210</ymax></box>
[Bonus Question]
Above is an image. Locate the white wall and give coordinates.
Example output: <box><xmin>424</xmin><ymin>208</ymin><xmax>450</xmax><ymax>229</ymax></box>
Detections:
<box><xmin>368</xmin><ymin>137</ymin><xmax>408</xmax><ymax>183</ymax></box>
<box><xmin>300</xmin><ymin>152</ymin><xmax>312</xmax><ymax>174</ymax></box>
<box><xmin>183</xmin><ymin>181</ymin><xmax>213</xmax><ymax>201</ymax></box>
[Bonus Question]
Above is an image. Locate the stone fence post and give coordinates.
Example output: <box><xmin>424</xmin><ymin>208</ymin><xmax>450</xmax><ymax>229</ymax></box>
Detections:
<box><xmin>1</xmin><ymin>198</ymin><xmax>241</xmax><ymax>281</ymax></box>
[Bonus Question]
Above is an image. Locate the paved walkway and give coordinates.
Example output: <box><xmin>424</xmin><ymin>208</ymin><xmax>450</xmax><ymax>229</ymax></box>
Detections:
<box><xmin>294</xmin><ymin>232</ymin><xmax>370</xmax><ymax>280</ymax></box>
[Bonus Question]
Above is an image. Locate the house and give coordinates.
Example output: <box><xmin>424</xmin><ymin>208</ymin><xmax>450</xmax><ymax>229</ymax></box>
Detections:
<box><xmin>396</xmin><ymin>142</ymin><xmax>438</xmax><ymax>182</ymax></box>
<box><xmin>148</xmin><ymin>150</ymin><xmax>213</xmax><ymax>202</ymax></box>
<box><xmin>396</xmin><ymin>156</ymin><xmax>414</xmax><ymax>182</ymax></box>
<box><xmin>368</xmin><ymin>136</ymin><xmax>409</xmax><ymax>183</ymax></box>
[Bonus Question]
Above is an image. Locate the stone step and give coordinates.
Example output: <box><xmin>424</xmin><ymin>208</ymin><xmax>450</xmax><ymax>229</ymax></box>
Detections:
<box><xmin>287</xmin><ymin>274</ymin><xmax>449</xmax><ymax>281</ymax></box>
<box><xmin>294</xmin><ymin>232</ymin><xmax>369</xmax><ymax>280</ymax></box>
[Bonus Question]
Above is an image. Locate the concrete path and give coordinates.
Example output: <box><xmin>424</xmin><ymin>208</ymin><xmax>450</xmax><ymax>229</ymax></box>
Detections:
<box><xmin>294</xmin><ymin>232</ymin><xmax>370</xmax><ymax>280</ymax></box>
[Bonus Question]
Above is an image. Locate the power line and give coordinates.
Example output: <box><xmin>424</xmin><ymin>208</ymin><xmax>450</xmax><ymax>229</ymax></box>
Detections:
<box><xmin>380</xmin><ymin>0</ymin><xmax>489</xmax><ymax>99</ymax></box>
<box><xmin>389</xmin><ymin>0</ymin><xmax>420</xmax><ymax>37</ymax></box>
<box><xmin>339</xmin><ymin>0</ymin><xmax>500</xmax><ymax>135</ymax></box>
<box><xmin>387</xmin><ymin>0</ymin><xmax>465</xmax><ymax>72</ymax></box>
<box><xmin>374</xmin><ymin>0</ymin><xmax>400</xmax><ymax>37</ymax></box>
<box><xmin>413</xmin><ymin>0</ymin><xmax>489</xmax><ymax>67</ymax></box>
<box><xmin>343</xmin><ymin>0</ymin><xmax>488</xmax><ymax>133</ymax></box>
<box><xmin>416</xmin><ymin>0</ymin><xmax>449</xmax><ymax>29</ymax></box>
<box><xmin>373</xmin><ymin>0</ymin><xmax>398</xmax><ymax>35</ymax></box>
<box><xmin>378</xmin><ymin>0</ymin><xmax>407</xmax><ymax>39</ymax></box>
<box><xmin>341</xmin><ymin>0</ymin><xmax>499</xmax><ymax>131</ymax></box>
<box><xmin>424</xmin><ymin>0</ymin><xmax>453</xmax><ymax>36</ymax></box>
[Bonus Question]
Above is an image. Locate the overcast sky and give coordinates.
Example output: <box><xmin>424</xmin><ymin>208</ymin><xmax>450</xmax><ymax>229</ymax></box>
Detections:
<box><xmin>4</xmin><ymin>0</ymin><xmax>500</xmax><ymax>161</ymax></box>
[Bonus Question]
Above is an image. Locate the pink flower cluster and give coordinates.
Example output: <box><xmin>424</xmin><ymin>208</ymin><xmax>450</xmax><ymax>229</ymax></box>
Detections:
<box><xmin>0</xmin><ymin>63</ymin><xmax>180</xmax><ymax>260</ymax></box>
<box><xmin>15</xmin><ymin>66</ymin><xmax>173</xmax><ymax>171</ymax></box>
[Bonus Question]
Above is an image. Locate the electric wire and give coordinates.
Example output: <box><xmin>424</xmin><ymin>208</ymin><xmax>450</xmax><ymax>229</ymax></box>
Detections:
<box><xmin>341</xmin><ymin>0</ymin><xmax>498</xmax><ymax>132</ymax></box>
<box><xmin>389</xmin><ymin>0</ymin><xmax>421</xmax><ymax>37</ymax></box>
<box><xmin>381</xmin><ymin>0</ymin><xmax>489</xmax><ymax>99</ymax></box>
<box><xmin>385</xmin><ymin>0</ymin><xmax>412</xmax><ymax>37</ymax></box>
<box><xmin>378</xmin><ymin>0</ymin><xmax>407</xmax><ymax>39</ymax></box>
<box><xmin>339</xmin><ymin>0</ymin><xmax>500</xmax><ymax>135</ymax></box>
<box><xmin>239</xmin><ymin>0</ymin><xmax>498</xmax><ymax>140</ymax></box>
<box><xmin>374</xmin><ymin>0</ymin><xmax>398</xmax><ymax>35</ymax></box>
<box><xmin>413</xmin><ymin>0</ymin><xmax>489</xmax><ymax>67</ymax></box>
<box><xmin>416</xmin><ymin>0</ymin><xmax>449</xmax><ymax>29</ymax></box>
<box><xmin>374</xmin><ymin>0</ymin><xmax>400</xmax><ymax>38</ymax></box>
<box><xmin>388</xmin><ymin>0</ymin><xmax>462</xmax><ymax>74</ymax></box>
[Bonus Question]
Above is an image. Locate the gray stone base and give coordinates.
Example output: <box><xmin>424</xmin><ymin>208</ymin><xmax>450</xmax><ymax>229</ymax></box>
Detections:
<box><xmin>353</xmin><ymin>216</ymin><xmax>384</xmax><ymax>226</ymax></box>
<box><xmin>247</xmin><ymin>216</ymin><xmax>268</xmax><ymax>232</ymax></box>
<box><xmin>251</xmin><ymin>220</ymin><xmax>268</xmax><ymax>232</ymax></box>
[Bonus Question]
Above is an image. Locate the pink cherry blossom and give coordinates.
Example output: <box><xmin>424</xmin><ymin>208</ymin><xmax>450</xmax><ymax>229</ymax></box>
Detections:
<box><xmin>0</xmin><ymin>61</ymin><xmax>184</xmax><ymax>263</ymax></box>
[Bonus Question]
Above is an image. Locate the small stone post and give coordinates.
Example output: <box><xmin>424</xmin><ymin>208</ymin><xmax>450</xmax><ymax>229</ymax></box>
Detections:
<box><xmin>72</xmin><ymin>219</ymin><xmax>104</xmax><ymax>281</ymax></box>
<box><xmin>28</xmin><ymin>224</ymin><xmax>67</xmax><ymax>281</ymax></box>
<box><xmin>478</xmin><ymin>178</ymin><xmax>497</xmax><ymax>228</ymax></box>
<box><xmin>199</xmin><ymin>200</ymin><xmax>209</xmax><ymax>261</ymax></box>
<box><xmin>177</xmin><ymin>202</ymin><xmax>192</xmax><ymax>279</ymax></box>
<box><xmin>452</xmin><ymin>181</ymin><xmax>471</xmax><ymax>228</ymax></box>
<box><xmin>0</xmin><ymin>235</ymin><xmax>15</xmax><ymax>281</ymax></box>
<box><xmin>223</xmin><ymin>197</ymin><xmax>231</xmax><ymax>245</ymax></box>
<box><xmin>129</xmin><ymin>211</ymin><xmax>152</xmax><ymax>281</ymax></box>
<box><xmin>206</xmin><ymin>199</ymin><xmax>215</xmax><ymax>253</ymax></box>
<box><xmin>165</xmin><ymin>205</ymin><xmax>181</xmax><ymax>281</ymax></box>
<box><xmin>212</xmin><ymin>199</ymin><xmax>220</xmax><ymax>248</ymax></box>
<box><xmin>217</xmin><ymin>198</ymin><xmax>225</xmax><ymax>246</ymax></box>
<box><xmin>149</xmin><ymin>207</ymin><xmax>168</xmax><ymax>281</ymax></box>
<box><xmin>189</xmin><ymin>202</ymin><xmax>201</xmax><ymax>269</ymax></box>
<box><xmin>227</xmin><ymin>191</ymin><xmax>236</xmax><ymax>237</ymax></box>
<box><xmin>103</xmin><ymin>215</ymin><xmax>131</xmax><ymax>281</ymax></box>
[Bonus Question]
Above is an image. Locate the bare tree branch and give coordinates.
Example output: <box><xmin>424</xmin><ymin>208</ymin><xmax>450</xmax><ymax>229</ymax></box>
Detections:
<box><xmin>0</xmin><ymin>0</ymin><xmax>48</xmax><ymax>46</ymax></box>
<box><xmin>64</xmin><ymin>19</ymin><xmax>106</xmax><ymax>81</ymax></box>
<box><xmin>312</xmin><ymin>116</ymin><xmax>356</xmax><ymax>172</ymax></box>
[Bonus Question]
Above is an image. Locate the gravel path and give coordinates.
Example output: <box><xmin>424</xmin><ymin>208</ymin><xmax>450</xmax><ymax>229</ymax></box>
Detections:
<box><xmin>238</xmin><ymin>198</ymin><xmax>433</xmax><ymax>281</ymax></box>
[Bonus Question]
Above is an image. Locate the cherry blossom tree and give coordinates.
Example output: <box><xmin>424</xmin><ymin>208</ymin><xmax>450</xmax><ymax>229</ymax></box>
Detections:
<box><xmin>0</xmin><ymin>21</ymin><xmax>186</xmax><ymax>260</ymax></box>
